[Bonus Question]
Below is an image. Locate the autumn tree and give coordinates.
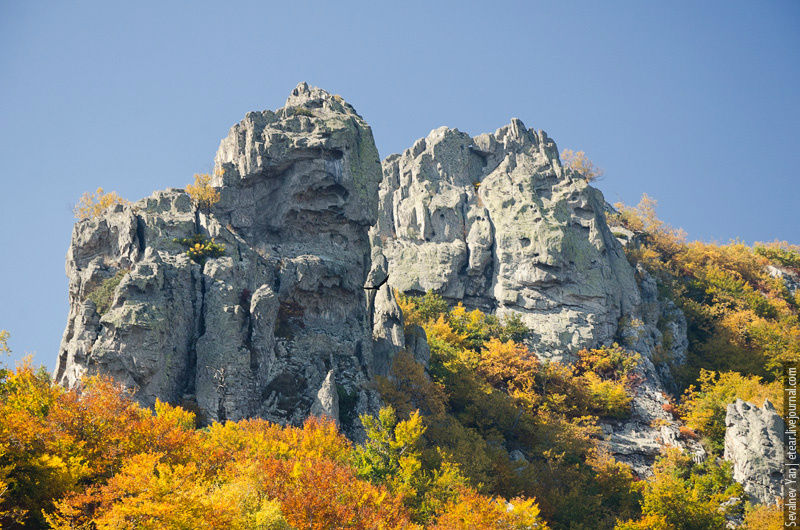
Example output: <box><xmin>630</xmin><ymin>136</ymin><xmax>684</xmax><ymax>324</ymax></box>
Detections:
<box><xmin>561</xmin><ymin>149</ymin><xmax>604</xmax><ymax>182</ymax></box>
<box><xmin>74</xmin><ymin>187</ymin><xmax>129</xmax><ymax>219</ymax></box>
<box><xmin>186</xmin><ymin>171</ymin><xmax>221</xmax><ymax>210</ymax></box>
<box><xmin>615</xmin><ymin>448</ymin><xmax>742</xmax><ymax>530</ymax></box>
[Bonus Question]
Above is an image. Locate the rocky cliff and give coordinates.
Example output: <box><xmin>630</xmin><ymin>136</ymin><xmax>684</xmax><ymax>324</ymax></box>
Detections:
<box><xmin>57</xmin><ymin>83</ymin><xmax>705</xmax><ymax>471</ymax></box>
<box><xmin>724</xmin><ymin>399</ymin><xmax>784</xmax><ymax>505</ymax></box>
<box><xmin>55</xmin><ymin>83</ymin><xmax>403</xmax><ymax>435</ymax></box>
<box><xmin>370</xmin><ymin>121</ymin><xmax>700</xmax><ymax>474</ymax></box>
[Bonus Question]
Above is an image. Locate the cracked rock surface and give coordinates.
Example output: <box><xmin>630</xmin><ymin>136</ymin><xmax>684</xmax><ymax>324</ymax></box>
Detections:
<box><xmin>55</xmin><ymin>83</ymin><xmax>401</xmax><ymax>437</ymax></box>
<box><xmin>57</xmin><ymin>83</ymin><xmax>708</xmax><ymax>472</ymax></box>
<box><xmin>725</xmin><ymin>399</ymin><xmax>784</xmax><ymax>505</ymax></box>
<box><xmin>373</xmin><ymin>122</ymin><xmax>699</xmax><ymax>473</ymax></box>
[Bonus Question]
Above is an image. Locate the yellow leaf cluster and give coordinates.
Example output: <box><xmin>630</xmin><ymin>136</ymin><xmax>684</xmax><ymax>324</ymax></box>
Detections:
<box><xmin>73</xmin><ymin>187</ymin><xmax>129</xmax><ymax>219</ymax></box>
<box><xmin>186</xmin><ymin>172</ymin><xmax>221</xmax><ymax>210</ymax></box>
<box><xmin>560</xmin><ymin>149</ymin><xmax>604</xmax><ymax>182</ymax></box>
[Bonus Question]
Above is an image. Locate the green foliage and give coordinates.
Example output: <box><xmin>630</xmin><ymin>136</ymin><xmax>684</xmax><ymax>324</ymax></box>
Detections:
<box><xmin>616</xmin><ymin>449</ymin><xmax>743</xmax><ymax>530</ymax></box>
<box><xmin>174</xmin><ymin>234</ymin><xmax>225</xmax><ymax>264</ymax></box>
<box><xmin>86</xmin><ymin>269</ymin><xmax>129</xmax><ymax>315</ymax></box>
<box><xmin>397</xmin><ymin>290</ymin><xmax>449</xmax><ymax>326</ymax></box>
<box><xmin>612</xmin><ymin>195</ymin><xmax>800</xmax><ymax>385</ymax></box>
<box><xmin>755</xmin><ymin>241</ymin><xmax>800</xmax><ymax>270</ymax></box>
<box><xmin>680</xmin><ymin>369</ymin><xmax>781</xmax><ymax>453</ymax></box>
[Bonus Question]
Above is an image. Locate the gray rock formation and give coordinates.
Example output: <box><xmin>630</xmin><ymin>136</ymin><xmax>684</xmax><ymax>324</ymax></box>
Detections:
<box><xmin>373</xmin><ymin>122</ymin><xmax>642</xmax><ymax>362</ymax></box>
<box><xmin>310</xmin><ymin>370</ymin><xmax>339</xmax><ymax>425</ymax></box>
<box><xmin>56</xmin><ymin>82</ymin><xmax>701</xmax><ymax>474</ymax></box>
<box><xmin>767</xmin><ymin>264</ymin><xmax>799</xmax><ymax>296</ymax></box>
<box><xmin>55</xmin><ymin>83</ymin><xmax>403</xmax><ymax>436</ymax></box>
<box><xmin>725</xmin><ymin>399</ymin><xmax>784</xmax><ymax>505</ymax></box>
<box><xmin>372</xmin><ymin>121</ymin><xmax>698</xmax><ymax>474</ymax></box>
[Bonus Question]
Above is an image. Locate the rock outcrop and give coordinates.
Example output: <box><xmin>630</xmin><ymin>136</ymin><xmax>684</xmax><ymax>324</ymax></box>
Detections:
<box><xmin>55</xmin><ymin>83</ymin><xmax>402</xmax><ymax>436</ymax></box>
<box><xmin>372</xmin><ymin>122</ymin><xmax>698</xmax><ymax>474</ymax></box>
<box><xmin>724</xmin><ymin>399</ymin><xmax>784</xmax><ymax>505</ymax></box>
<box><xmin>56</xmin><ymin>83</ymin><xmax>705</xmax><ymax>473</ymax></box>
<box><xmin>373</xmin><ymin>123</ymin><xmax>641</xmax><ymax>362</ymax></box>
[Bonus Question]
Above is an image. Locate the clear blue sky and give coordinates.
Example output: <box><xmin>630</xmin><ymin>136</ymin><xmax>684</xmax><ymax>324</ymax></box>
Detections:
<box><xmin>1</xmin><ymin>1</ymin><xmax>798</xmax><ymax>369</ymax></box>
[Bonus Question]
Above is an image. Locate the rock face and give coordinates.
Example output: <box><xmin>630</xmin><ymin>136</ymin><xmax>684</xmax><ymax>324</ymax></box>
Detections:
<box><xmin>373</xmin><ymin>122</ymin><xmax>698</xmax><ymax>473</ymax></box>
<box><xmin>373</xmin><ymin>122</ymin><xmax>641</xmax><ymax>361</ymax></box>
<box><xmin>724</xmin><ymin>399</ymin><xmax>784</xmax><ymax>505</ymax></box>
<box><xmin>55</xmin><ymin>83</ymin><xmax>402</xmax><ymax>435</ymax></box>
<box><xmin>56</xmin><ymin>83</ymin><xmax>701</xmax><ymax>472</ymax></box>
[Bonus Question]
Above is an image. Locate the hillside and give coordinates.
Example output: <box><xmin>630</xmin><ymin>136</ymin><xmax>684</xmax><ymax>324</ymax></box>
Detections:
<box><xmin>0</xmin><ymin>83</ymin><xmax>793</xmax><ymax>529</ymax></box>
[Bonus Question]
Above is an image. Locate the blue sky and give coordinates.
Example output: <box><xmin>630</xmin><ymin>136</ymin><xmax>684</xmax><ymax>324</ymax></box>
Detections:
<box><xmin>1</xmin><ymin>1</ymin><xmax>798</xmax><ymax>369</ymax></box>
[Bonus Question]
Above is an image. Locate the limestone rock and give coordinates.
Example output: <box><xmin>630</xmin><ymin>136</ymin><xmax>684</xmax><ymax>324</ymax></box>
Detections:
<box><xmin>372</xmin><ymin>121</ymin><xmax>640</xmax><ymax>362</ymax></box>
<box><xmin>56</xmin><ymin>83</ymin><xmax>695</xmax><ymax>474</ymax></box>
<box><xmin>767</xmin><ymin>264</ymin><xmax>799</xmax><ymax>295</ymax></box>
<box><xmin>310</xmin><ymin>370</ymin><xmax>340</xmax><ymax>425</ymax></box>
<box><xmin>724</xmin><ymin>399</ymin><xmax>784</xmax><ymax>505</ymax></box>
<box><xmin>373</xmin><ymin>121</ymin><xmax>696</xmax><ymax>474</ymax></box>
<box><xmin>55</xmin><ymin>83</ymin><xmax>391</xmax><ymax>437</ymax></box>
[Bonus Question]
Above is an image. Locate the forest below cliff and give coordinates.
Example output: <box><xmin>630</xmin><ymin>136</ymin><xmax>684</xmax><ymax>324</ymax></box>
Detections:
<box><xmin>0</xmin><ymin>191</ymin><xmax>795</xmax><ymax>529</ymax></box>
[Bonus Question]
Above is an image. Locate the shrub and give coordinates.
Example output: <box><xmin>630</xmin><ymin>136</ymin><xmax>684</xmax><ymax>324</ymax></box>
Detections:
<box><xmin>85</xmin><ymin>269</ymin><xmax>128</xmax><ymax>315</ymax></box>
<box><xmin>661</xmin><ymin>402</ymin><xmax>679</xmax><ymax>418</ymax></box>
<box><xmin>186</xmin><ymin>172</ymin><xmax>221</xmax><ymax>210</ymax></box>
<box><xmin>678</xmin><ymin>426</ymin><xmax>699</xmax><ymax>441</ymax></box>
<box><xmin>611</xmin><ymin>194</ymin><xmax>800</xmax><ymax>387</ymax></box>
<box><xmin>560</xmin><ymin>149</ymin><xmax>604</xmax><ymax>182</ymax></box>
<box><xmin>292</xmin><ymin>106</ymin><xmax>315</xmax><ymax>117</ymax></box>
<box><xmin>680</xmin><ymin>369</ymin><xmax>781</xmax><ymax>454</ymax></box>
<box><xmin>743</xmin><ymin>502</ymin><xmax>783</xmax><ymax>530</ymax></box>
<box><xmin>174</xmin><ymin>234</ymin><xmax>225</xmax><ymax>264</ymax></box>
<box><xmin>0</xmin><ymin>330</ymin><xmax>9</xmax><ymax>356</ymax></box>
<box><xmin>74</xmin><ymin>187</ymin><xmax>128</xmax><ymax>219</ymax></box>
<box><xmin>616</xmin><ymin>448</ymin><xmax>742</xmax><ymax>530</ymax></box>
<box><xmin>755</xmin><ymin>241</ymin><xmax>800</xmax><ymax>271</ymax></box>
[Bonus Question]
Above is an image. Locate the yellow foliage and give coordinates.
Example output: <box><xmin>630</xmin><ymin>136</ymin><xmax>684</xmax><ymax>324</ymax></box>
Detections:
<box><xmin>74</xmin><ymin>187</ymin><xmax>129</xmax><ymax>219</ymax></box>
<box><xmin>433</xmin><ymin>489</ymin><xmax>549</xmax><ymax>529</ymax></box>
<box><xmin>681</xmin><ymin>369</ymin><xmax>781</xmax><ymax>451</ymax></box>
<box><xmin>561</xmin><ymin>149</ymin><xmax>604</xmax><ymax>182</ymax></box>
<box><xmin>424</xmin><ymin>315</ymin><xmax>468</xmax><ymax>350</ymax></box>
<box><xmin>612</xmin><ymin>193</ymin><xmax>799</xmax><ymax>395</ymax></box>
<box><xmin>154</xmin><ymin>398</ymin><xmax>196</xmax><ymax>430</ymax></box>
<box><xmin>186</xmin><ymin>171</ymin><xmax>221</xmax><ymax>210</ymax></box>
<box><xmin>743</xmin><ymin>502</ymin><xmax>783</xmax><ymax>530</ymax></box>
<box><xmin>0</xmin><ymin>330</ymin><xmax>9</xmax><ymax>356</ymax></box>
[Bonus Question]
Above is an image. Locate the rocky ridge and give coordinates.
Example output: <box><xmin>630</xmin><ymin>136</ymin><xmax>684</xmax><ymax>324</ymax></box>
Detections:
<box><xmin>58</xmin><ymin>83</ymin><xmax>712</xmax><ymax>472</ymax></box>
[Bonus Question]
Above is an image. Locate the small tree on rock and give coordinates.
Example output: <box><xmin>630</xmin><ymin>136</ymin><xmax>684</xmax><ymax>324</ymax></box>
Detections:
<box><xmin>561</xmin><ymin>149</ymin><xmax>604</xmax><ymax>182</ymax></box>
<box><xmin>186</xmin><ymin>171</ymin><xmax>221</xmax><ymax>211</ymax></box>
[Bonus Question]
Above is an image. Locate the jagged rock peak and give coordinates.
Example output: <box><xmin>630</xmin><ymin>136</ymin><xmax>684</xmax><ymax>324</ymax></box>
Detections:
<box><xmin>373</xmin><ymin>119</ymin><xmax>639</xmax><ymax>361</ymax></box>
<box><xmin>213</xmin><ymin>82</ymin><xmax>381</xmax><ymax>224</ymax></box>
<box><xmin>283</xmin><ymin>81</ymin><xmax>356</xmax><ymax>112</ymax></box>
<box><xmin>55</xmin><ymin>83</ymin><xmax>403</xmax><ymax>437</ymax></box>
